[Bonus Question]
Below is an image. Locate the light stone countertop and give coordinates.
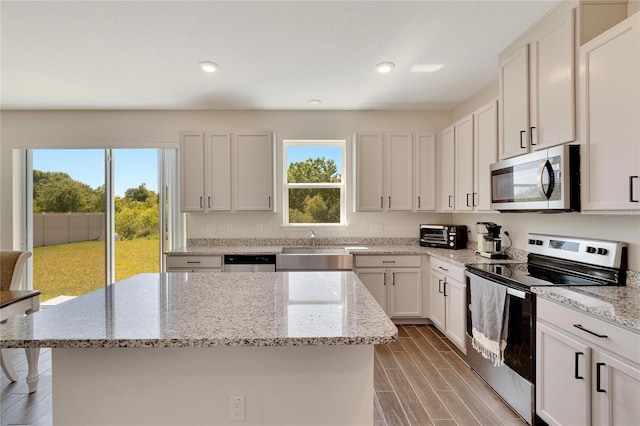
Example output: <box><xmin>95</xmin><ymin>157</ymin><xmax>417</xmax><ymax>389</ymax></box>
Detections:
<box><xmin>0</xmin><ymin>272</ymin><xmax>398</xmax><ymax>349</ymax></box>
<box><xmin>532</xmin><ymin>285</ymin><xmax>640</xmax><ymax>332</ymax></box>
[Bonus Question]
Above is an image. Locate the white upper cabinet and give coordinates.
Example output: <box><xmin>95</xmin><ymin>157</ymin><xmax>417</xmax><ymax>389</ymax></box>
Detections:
<box><xmin>454</xmin><ymin>115</ymin><xmax>474</xmax><ymax>211</ymax></box>
<box><xmin>473</xmin><ymin>100</ymin><xmax>498</xmax><ymax>211</ymax></box>
<box><xmin>530</xmin><ymin>9</ymin><xmax>576</xmax><ymax>150</ymax></box>
<box><xmin>355</xmin><ymin>132</ymin><xmax>385</xmax><ymax>211</ymax></box>
<box><xmin>414</xmin><ymin>133</ymin><xmax>436</xmax><ymax>211</ymax></box>
<box><xmin>499</xmin><ymin>44</ymin><xmax>530</xmax><ymax>160</ymax></box>
<box><xmin>581</xmin><ymin>12</ymin><xmax>640</xmax><ymax>211</ymax></box>
<box><xmin>180</xmin><ymin>131</ymin><xmax>206</xmax><ymax>212</ymax></box>
<box><xmin>355</xmin><ymin>132</ymin><xmax>421</xmax><ymax>212</ymax></box>
<box><xmin>385</xmin><ymin>133</ymin><xmax>413</xmax><ymax>211</ymax></box>
<box><xmin>438</xmin><ymin>125</ymin><xmax>455</xmax><ymax>212</ymax></box>
<box><xmin>234</xmin><ymin>132</ymin><xmax>275</xmax><ymax>211</ymax></box>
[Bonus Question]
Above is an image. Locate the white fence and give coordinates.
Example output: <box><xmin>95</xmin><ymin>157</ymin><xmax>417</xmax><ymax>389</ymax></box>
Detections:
<box><xmin>33</xmin><ymin>213</ymin><xmax>105</xmax><ymax>247</ymax></box>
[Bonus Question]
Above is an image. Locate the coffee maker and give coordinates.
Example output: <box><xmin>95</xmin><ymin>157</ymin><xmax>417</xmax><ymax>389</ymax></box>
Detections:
<box><xmin>476</xmin><ymin>222</ymin><xmax>508</xmax><ymax>259</ymax></box>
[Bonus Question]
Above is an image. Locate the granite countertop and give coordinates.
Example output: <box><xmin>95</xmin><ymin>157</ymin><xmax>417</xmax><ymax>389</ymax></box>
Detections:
<box><xmin>532</xmin><ymin>285</ymin><xmax>640</xmax><ymax>332</ymax></box>
<box><xmin>0</xmin><ymin>272</ymin><xmax>398</xmax><ymax>349</ymax></box>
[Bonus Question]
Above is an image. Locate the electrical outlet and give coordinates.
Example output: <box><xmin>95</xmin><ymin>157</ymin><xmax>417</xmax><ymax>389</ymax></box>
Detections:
<box><xmin>229</xmin><ymin>396</ymin><xmax>245</xmax><ymax>421</ymax></box>
<box><xmin>227</xmin><ymin>224</ymin><xmax>233</xmax><ymax>233</ymax></box>
<box><xmin>206</xmin><ymin>224</ymin><xmax>217</xmax><ymax>233</ymax></box>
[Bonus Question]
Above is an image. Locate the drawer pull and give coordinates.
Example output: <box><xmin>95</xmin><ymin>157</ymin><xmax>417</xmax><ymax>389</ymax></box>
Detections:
<box><xmin>438</xmin><ymin>266</ymin><xmax>449</xmax><ymax>272</ymax></box>
<box><xmin>596</xmin><ymin>362</ymin><xmax>606</xmax><ymax>393</ymax></box>
<box><xmin>574</xmin><ymin>352</ymin><xmax>584</xmax><ymax>380</ymax></box>
<box><xmin>187</xmin><ymin>261</ymin><xmax>201</xmax><ymax>264</ymax></box>
<box><xmin>382</xmin><ymin>260</ymin><xmax>396</xmax><ymax>264</ymax></box>
<box><xmin>573</xmin><ymin>324</ymin><xmax>608</xmax><ymax>339</ymax></box>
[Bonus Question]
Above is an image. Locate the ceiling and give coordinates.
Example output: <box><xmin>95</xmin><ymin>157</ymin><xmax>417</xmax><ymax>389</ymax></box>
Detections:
<box><xmin>1</xmin><ymin>1</ymin><xmax>561</xmax><ymax>111</ymax></box>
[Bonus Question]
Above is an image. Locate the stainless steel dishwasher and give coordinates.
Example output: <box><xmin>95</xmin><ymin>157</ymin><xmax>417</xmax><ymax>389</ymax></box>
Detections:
<box><xmin>223</xmin><ymin>254</ymin><xmax>276</xmax><ymax>272</ymax></box>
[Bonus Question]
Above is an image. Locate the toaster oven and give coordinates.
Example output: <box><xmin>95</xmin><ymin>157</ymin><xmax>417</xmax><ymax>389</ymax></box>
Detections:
<box><xmin>419</xmin><ymin>225</ymin><xmax>468</xmax><ymax>249</ymax></box>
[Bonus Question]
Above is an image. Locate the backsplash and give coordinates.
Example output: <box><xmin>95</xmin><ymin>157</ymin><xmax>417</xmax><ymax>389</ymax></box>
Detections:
<box><xmin>187</xmin><ymin>237</ymin><xmax>419</xmax><ymax>247</ymax></box>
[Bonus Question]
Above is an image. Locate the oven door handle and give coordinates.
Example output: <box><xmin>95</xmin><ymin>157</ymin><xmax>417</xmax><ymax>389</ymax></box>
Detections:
<box><xmin>506</xmin><ymin>287</ymin><xmax>526</xmax><ymax>299</ymax></box>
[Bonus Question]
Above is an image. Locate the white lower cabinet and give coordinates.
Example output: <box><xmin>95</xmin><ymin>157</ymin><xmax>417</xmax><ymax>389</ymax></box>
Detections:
<box><xmin>536</xmin><ymin>298</ymin><xmax>640</xmax><ymax>426</ymax></box>
<box><xmin>429</xmin><ymin>257</ymin><xmax>466</xmax><ymax>353</ymax></box>
<box><xmin>355</xmin><ymin>256</ymin><xmax>423</xmax><ymax>318</ymax></box>
<box><xmin>166</xmin><ymin>255</ymin><xmax>223</xmax><ymax>272</ymax></box>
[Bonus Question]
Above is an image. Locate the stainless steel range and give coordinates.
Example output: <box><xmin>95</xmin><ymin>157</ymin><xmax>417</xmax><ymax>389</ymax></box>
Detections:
<box><xmin>464</xmin><ymin>233</ymin><xmax>628</xmax><ymax>425</ymax></box>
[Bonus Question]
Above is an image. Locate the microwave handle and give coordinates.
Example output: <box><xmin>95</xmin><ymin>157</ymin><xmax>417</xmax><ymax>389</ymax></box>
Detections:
<box><xmin>537</xmin><ymin>160</ymin><xmax>555</xmax><ymax>200</ymax></box>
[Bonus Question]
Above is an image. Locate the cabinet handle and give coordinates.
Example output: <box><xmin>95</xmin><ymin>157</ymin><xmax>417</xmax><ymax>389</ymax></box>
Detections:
<box><xmin>392</xmin><ymin>272</ymin><xmax>396</xmax><ymax>285</ymax></box>
<box><xmin>438</xmin><ymin>266</ymin><xmax>449</xmax><ymax>272</ymax></box>
<box><xmin>530</xmin><ymin>127</ymin><xmax>537</xmax><ymax>146</ymax></box>
<box><xmin>417</xmin><ymin>196</ymin><xmax>421</xmax><ymax>208</ymax></box>
<box><xmin>573</xmin><ymin>324</ymin><xmax>608</xmax><ymax>339</ymax></box>
<box><xmin>520</xmin><ymin>130</ymin><xmax>526</xmax><ymax>149</ymax></box>
<box><xmin>596</xmin><ymin>362</ymin><xmax>606</xmax><ymax>393</ymax></box>
<box><xmin>208</xmin><ymin>196</ymin><xmax>211</xmax><ymax>208</ymax></box>
<box><xmin>574</xmin><ymin>352</ymin><xmax>584</xmax><ymax>380</ymax></box>
<box><xmin>383</xmin><ymin>272</ymin><xmax>387</xmax><ymax>286</ymax></box>
<box><xmin>388</xmin><ymin>196</ymin><xmax>391</xmax><ymax>208</ymax></box>
<box><xmin>630</xmin><ymin>176</ymin><xmax>638</xmax><ymax>202</ymax></box>
<box><xmin>268</xmin><ymin>196</ymin><xmax>271</xmax><ymax>209</ymax></box>
<box><xmin>443</xmin><ymin>280</ymin><xmax>448</xmax><ymax>297</ymax></box>
<box><xmin>466</xmin><ymin>193</ymin><xmax>471</xmax><ymax>207</ymax></box>
<box><xmin>448</xmin><ymin>195</ymin><xmax>453</xmax><ymax>208</ymax></box>
<box><xmin>200</xmin><ymin>196</ymin><xmax>203</xmax><ymax>209</ymax></box>
<box><xmin>380</xmin><ymin>197</ymin><xmax>383</xmax><ymax>208</ymax></box>
<box><xmin>187</xmin><ymin>261</ymin><xmax>201</xmax><ymax>264</ymax></box>
<box><xmin>438</xmin><ymin>279</ymin><xmax>443</xmax><ymax>294</ymax></box>
<box><xmin>472</xmin><ymin>192</ymin><xmax>478</xmax><ymax>207</ymax></box>
<box><xmin>382</xmin><ymin>260</ymin><xmax>396</xmax><ymax>264</ymax></box>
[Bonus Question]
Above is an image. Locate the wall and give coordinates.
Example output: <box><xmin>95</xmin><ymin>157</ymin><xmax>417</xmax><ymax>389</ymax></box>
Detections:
<box><xmin>0</xmin><ymin>109</ymin><xmax>453</xmax><ymax>248</ymax></box>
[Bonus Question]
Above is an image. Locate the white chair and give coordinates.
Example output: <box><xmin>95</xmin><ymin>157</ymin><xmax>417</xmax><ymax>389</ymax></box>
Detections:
<box><xmin>1</xmin><ymin>250</ymin><xmax>40</xmax><ymax>393</ymax></box>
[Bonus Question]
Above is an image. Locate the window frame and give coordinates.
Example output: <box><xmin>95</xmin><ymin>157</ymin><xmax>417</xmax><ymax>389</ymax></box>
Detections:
<box><xmin>282</xmin><ymin>139</ymin><xmax>346</xmax><ymax>227</ymax></box>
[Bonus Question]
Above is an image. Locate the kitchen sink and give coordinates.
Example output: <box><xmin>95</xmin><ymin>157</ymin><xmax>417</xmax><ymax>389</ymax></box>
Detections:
<box><xmin>276</xmin><ymin>247</ymin><xmax>353</xmax><ymax>271</ymax></box>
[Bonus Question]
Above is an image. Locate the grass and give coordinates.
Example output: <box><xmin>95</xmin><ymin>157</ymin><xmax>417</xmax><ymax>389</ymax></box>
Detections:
<box><xmin>33</xmin><ymin>239</ymin><xmax>159</xmax><ymax>302</ymax></box>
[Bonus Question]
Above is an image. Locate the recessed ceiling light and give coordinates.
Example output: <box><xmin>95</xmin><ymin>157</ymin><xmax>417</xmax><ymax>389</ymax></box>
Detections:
<box><xmin>376</xmin><ymin>62</ymin><xmax>395</xmax><ymax>74</ymax></box>
<box><xmin>199</xmin><ymin>61</ymin><xmax>218</xmax><ymax>73</ymax></box>
<box><xmin>410</xmin><ymin>64</ymin><xmax>444</xmax><ymax>73</ymax></box>
<box><xmin>308</xmin><ymin>99</ymin><xmax>322</xmax><ymax>105</ymax></box>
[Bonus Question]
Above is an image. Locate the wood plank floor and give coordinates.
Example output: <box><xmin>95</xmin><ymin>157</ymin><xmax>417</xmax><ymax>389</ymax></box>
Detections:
<box><xmin>1</xmin><ymin>325</ymin><xmax>525</xmax><ymax>425</ymax></box>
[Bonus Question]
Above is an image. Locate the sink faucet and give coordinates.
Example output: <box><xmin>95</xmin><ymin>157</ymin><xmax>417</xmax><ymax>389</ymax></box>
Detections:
<box><xmin>310</xmin><ymin>228</ymin><xmax>316</xmax><ymax>246</ymax></box>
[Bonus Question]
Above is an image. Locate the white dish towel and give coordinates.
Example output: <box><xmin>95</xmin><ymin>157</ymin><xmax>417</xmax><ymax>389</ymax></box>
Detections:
<box><xmin>470</xmin><ymin>274</ymin><xmax>510</xmax><ymax>367</ymax></box>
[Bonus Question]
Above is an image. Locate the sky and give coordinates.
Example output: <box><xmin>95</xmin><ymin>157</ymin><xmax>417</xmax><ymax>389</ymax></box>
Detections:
<box><xmin>33</xmin><ymin>149</ymin><xmax>158</xmax><ymax>196</ymax></box>
<box><xmin>286</xmin><ymin>146</ymin><xmax>342</xmax><ymax>171</ymax></box>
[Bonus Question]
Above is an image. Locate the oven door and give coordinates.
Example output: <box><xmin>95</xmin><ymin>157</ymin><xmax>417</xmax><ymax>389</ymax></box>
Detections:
<box><xmin>419</xmin><ymin>226</ymin><xmax>447</xmax><ymax>246</ymax></box>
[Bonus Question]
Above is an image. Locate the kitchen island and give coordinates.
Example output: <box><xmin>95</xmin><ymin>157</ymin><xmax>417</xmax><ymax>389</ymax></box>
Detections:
<box><xmin>0</xmin><ymin>272</ymin><xmax>397</xmax><ymax>425</ymax></box>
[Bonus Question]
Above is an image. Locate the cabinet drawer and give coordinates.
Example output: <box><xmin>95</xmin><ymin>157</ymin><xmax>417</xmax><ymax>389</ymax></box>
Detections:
<box><xmin>354</xmin><ymin>255</ymin><xmax>421</xmax><ymax>268</ymax></box>
<box><xmin>429</xmin><ymin>257</ymin><xmax>465</xmax><ymax>282</ymax></box>
<box><xmin>166</xmin><ymin>255</ymin><xmax>222</xmax><ymax>269</ymax></box>
<box><xmin>537</xmin><ymin>298</ymin><xmax>640</xmax><ymax>365</ymax></box>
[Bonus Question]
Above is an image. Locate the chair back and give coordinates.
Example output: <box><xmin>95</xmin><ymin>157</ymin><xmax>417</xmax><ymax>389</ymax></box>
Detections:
<box><xmin>0</xmin><ymin>251</ymin><xmax>32</xmax><ymax>291</ymax></box>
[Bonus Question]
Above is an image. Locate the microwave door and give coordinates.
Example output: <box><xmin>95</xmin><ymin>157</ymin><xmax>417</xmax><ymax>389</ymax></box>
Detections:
<box><xmin>491</xmin><ymin>153</ymin><xmax>551</xmax><ymax>210</ymax></box>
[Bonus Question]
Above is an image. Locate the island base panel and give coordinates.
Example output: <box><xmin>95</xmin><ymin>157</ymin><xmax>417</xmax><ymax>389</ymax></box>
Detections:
<box><xmin>52</xmin><ymin>345</ymin><xmax>374</xmax><ymax>425</ymax></box>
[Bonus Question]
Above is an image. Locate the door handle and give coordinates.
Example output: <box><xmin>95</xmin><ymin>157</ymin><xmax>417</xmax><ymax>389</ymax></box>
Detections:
<box><xmin>417</xmin><ymin>196</ymin><xmax>421</xmax><ymax>208</ymax></box>
<box><xmin>388</xmin><ymin>196</ymin><xmax>391</xmax><ymax>208</ymax></box>
<box><xmin>472</xmin><ymin>192</ymin><xmax>477</xmax><ymax>207</ymax></box>
<box><xmin>466</xmin><ymin>193</ymin><xmax>471</xmax><ymax>207</ymax></box>
<box><xmin>200</xmin><ymin>196</ymin><xmax>203</xmax><ymax>209</ymax></box>
<box><xmin>448</xmin><ymin>195</ymin><xmax>453</xmax><ymax>208</ymax></box>
<box><xmin>530</xmin><ymin>127</ymin><xmax>537</xmax><ymax>146</ymax></box>
<box><xmin>520</xmin><ymin>130</ymin><xmax>526</xmax><ymax>149</ymax></box>
<box><xmin>443</xmin><ymin>280</ymin><xmax>448</xmax><ymax>297</ymax></box>
<box><xmin>630</xmin><ymin>176</ymin><xmax>638</xmax><ymax>202</ymax></box>
<box><xmin>208</xmin><ymin>196</ymin><xmax>211</xmax><ymax>208</ymax></box>
<box><xmin>392</xmin><ymin>272</ymin><xmax>396</xmax><ymax>285</ymax></box>
<box><xmin>383</xmin><ymin>272</ymin><xmax>387</xmax><ymax>286</ymax></box>
<box><xmin>380</xmin><ymin>197</ymin><xmax>383</xmax><ymax>208</ymax></box>
<box><xmin>574</xmin><ymin>352</ymin><xmax>584</xmax><ymax>379</ymax></box>
<box><xmin>268</xmin><ymin>196</ymin><xmax>271</xmax><ymax>209</ymax></box>
<box><xmin>596</xmin><ymin>362</ymin><xmax>606</xmax><ymax>393</ymax></box>
<box><xmin>438</xmin><ymin>279</ymin><xmax>443</xmax><ymax>294</ymax></box>
<box><xmin>537</xmin><ymin>160</ymin><xmax>555</xmax><ymax>199</ymax></box>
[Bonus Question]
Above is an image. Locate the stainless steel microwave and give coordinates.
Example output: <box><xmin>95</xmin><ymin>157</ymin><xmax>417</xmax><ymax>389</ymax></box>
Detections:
<box><xmin>490</xmin><ymin>144</ymin><xmax>580</xmax><ymax>212</ymax></box>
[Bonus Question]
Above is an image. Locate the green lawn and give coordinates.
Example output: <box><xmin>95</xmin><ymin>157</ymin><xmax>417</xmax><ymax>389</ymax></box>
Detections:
<box><xmin>34</xmin><ymin>239</ymin><xmax>160</xmax><ymax>302</ymax></box>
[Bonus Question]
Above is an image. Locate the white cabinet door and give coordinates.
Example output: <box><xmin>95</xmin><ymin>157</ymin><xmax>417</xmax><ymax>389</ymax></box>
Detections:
<box><xmin>438</xmin><ymin>125</ymin><xmax>455</xmax><ymax>211</ymax></box>
<box><xmin>180</xmin><ymin>131</ymin><xmax>205</xmax><ymax>212</ymax></box>
<box><xmin>499</xmin><ymin>45</ymin><xmax>530</xmax><ymax>160</ymax></box>
<box><xmin>454</xmin><ymin>115</ymin><xmax>474</xmax><ymax>211</ymax></box>
<box><xmin>414</xmin><ymin>133</ymin><xmax>436</xmax><ymax>211</ymax></box>
<box><xmin>536</xmin><ymin>322</ymin><xmax>591</xmax><ymax>426</ymax></box>
<box><xmin>444</xmin><ymin>277</ymin><xmax>466</xmax><ymax>352</ymax></box>
<box><xmin>385</xmin><ymin>133</ymin><xmax>413</xmax><ymax>211</ymax></box>
<box><xmin>581</xmin><ymin>13</ymin><xmax>640</xmax><ymax>211</ymax></box>
<box><xmin>473</xmin><ymin>100</ymin><xmax>498</xmax><ymax>211</ymax></box>
<box><xmin>429</xmin><ymin>269</ymin><xmax>446</xmax><ymax>332</ymax></box>
<box><xmin>356</xmin><ymin>268</ymin><xmax>387</xmax><ymax>311</ymax></box>
<box><xmin>355</xmin><ymin>133</ymin><xmax>384</xmax><ymax>211</ymax></box>
<box><xmin>387</xmin><ymin>268</ymin><xmax>422</xmax><ymax>317</ymax></box>
<box><xmin>530</xmin><ymin>9</ymin><xmax>576</xmax><ymax>150</ymax></box>
<box><xmin>591</xmin><ymin>351</ymin><xmax>640</xmax><ymax>426</ymax></box>
<box><xmin>234</xmin><ymin>132</ymin><xmax>274</xmax><ymax>211</ymax></box>
<box><xmin>205</xmin><ymin>133</ymin><xmax>231</xmax><ymax>211</ymax></box>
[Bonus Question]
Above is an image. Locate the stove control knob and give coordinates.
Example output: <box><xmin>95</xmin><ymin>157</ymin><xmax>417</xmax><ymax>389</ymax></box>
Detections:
<box><xmin>528</xmin><ymin>239</ymin><xmax>536</xmax><ymax>245</ymax></box>
<box><xmin>449</xmin><ymin>242</ymin><xmax>454</xmax><ymax>247</ymax></box>
<box><xmin>536</xmin><ymin>240</ymin><xmax>543</xmax><ymax>246</ymax></box>
<box><xmin>586</xmin><ymin>246</ymin><xmax>597</xmax><ymax>254</ymax></box>
<box><xmin>597</xmin><ymin>248</ymin><xmax>608</xmax><ymax>255</ymax></box>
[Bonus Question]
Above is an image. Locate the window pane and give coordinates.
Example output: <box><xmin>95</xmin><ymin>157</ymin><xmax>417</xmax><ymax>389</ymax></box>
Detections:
<box><xmin>288</xmin><ymin>188</ymin><xmax>341</xmax><ymax>223</ymax></box>
<box><xmin>286</xmin><ymin>146</ymin><xmax>342</xmax><ymax>183</ymax></box>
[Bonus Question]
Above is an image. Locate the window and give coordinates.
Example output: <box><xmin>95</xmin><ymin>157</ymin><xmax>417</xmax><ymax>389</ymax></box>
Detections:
<box><xmin>283</xmin><ymin>140</ymin><xmax>345</xmax><ymax>225</ymax></box>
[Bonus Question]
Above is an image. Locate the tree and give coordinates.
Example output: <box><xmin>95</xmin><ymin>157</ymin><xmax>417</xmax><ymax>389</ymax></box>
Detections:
<box><xmin>33</xmin><ymin>170</ymin><xmax>99</xmax><ymax>212</ymax></box>
<box><xmin>287</xmin><ymin>157</ymin><xmax>341</xmax><ymax>223</ymax></box>
<box><xmin>124</xmin><ymin>183</ymin><xmax>153</xmax><ymax>202</ymax></box>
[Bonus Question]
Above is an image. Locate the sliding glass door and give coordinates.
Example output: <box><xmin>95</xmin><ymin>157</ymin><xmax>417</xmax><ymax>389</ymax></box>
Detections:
<box><xmin>28</xmin><ymin>148</ymin><xmax>180</xmax><ymax>304</ymax></box>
